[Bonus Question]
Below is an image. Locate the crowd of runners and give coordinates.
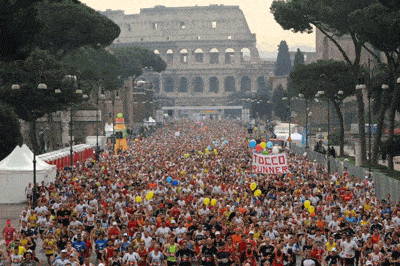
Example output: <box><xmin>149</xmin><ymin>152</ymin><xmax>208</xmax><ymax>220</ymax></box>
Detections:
<box><xmin>1</xmin><ymin>120</ymin><xmax>398</xmax><ymax>266</ymax></box>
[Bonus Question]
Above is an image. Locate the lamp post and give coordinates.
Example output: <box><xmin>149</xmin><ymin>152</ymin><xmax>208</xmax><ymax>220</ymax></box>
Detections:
<box><xmin>95</xmin><ymin>92</ymin><xmax>106</xmax><ymax>161</ymax></box>
<box><xmin>298</xmin><ymin>94</ymin><xmax>309</xmax><ymax>149</ymax></box>
<box><xmin>12</xmin><ymin>82</ymin><xmax>47</xmax><ymax>209</ymax></box>
<box><xmin>282</xmin><ymin>96</ymin><xmax>292</xmax><ymax>148</ymax></box>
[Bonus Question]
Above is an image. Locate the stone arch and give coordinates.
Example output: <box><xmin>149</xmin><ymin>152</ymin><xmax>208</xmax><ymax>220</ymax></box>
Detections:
<box><xmin>209</xmin><ymin>48</ymin><xmax>219</xmax><ymax>64</ymax></box>
<box><xmin>257</xmin><ymin>76</ymin><xmax>266</xmax><ymax>92</ymax></box>
<box><xmin>241</xmin><ymin>48</ymin><xmax>251</xmax><ymax>62</ymax></box>
<box><xmin>209</xmin><ymin>77</ymin><xmax>219</xmax><ymax>93</ymax></box>
<box><xmin>224</xmin><ymin>76</ymin><xmax>236</xmax><ymax>92</ymax></box>
<box><xmin>194</xmin><ymin>48</ymin><xmax>204</xmax><ymax>63</ymax></box>
<box><xmin>164</xmin><ymin>77</ymin><xmax>175</xmax><ymax>93</ymax></box>
<box><xmin>241</xmin><ymin>76</ymin><xmax>251</xmax><ymax>92</ymax></box>
<box><xmin>180</xmin><ymin>49</ymin><xmax>188</xmax><ymax>63</ymax></box>
<box><xmin>178</xmin><ymin>77</ymin><xmax>188</xmax><ymax>93</ymax></box>
<box><xmin>152</xmin><ymin>77</ymin><xmax>160</xmax><ymax>93</ymax></box>
<box><xmin>166</xmin><ymin>49</ymin><xmax>174</xmax><ymax>64</ymax></box>
<box><xmin>193</xmin><ymin>77</ymin><xmax>204</xmax><ymax>93</ymax></box>
<box><xmin>225</xmin><ymin>48</ymin><xmax>235</xmax><ymax>64</ymax></box>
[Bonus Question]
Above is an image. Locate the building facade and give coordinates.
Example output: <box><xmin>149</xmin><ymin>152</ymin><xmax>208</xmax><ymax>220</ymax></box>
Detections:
<box><xmin>101</xmin><ymin>5</ymin><xmax>274</xmax><ymax>120</ymax></box>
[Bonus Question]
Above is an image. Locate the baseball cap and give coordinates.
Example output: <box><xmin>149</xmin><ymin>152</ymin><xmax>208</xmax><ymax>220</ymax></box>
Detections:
<box><xmin>113</xmin><ymin>222</ymin><xmax>117</xmax><ymax>225</ymax></box>
<box><xmin>6</xmin><ymin>220</ymin><xmax>11</xmax><ymax>224</ymax></box>
<box><xmin>215</xmin><ymin>231</ymin><xmax>220</xmax><ymax>235</ymax></box>
<box><xmin>331</xmin><ymin>248</ymin><xmax>336</xmax><ymax>252</ymax></box>
<box><xmin>249</xmin><ymin>231</ymin><xmax>254</xmax><ymax>234</ymax></box>
<box><xmin>123</xmin><ymin>233</ymin><xmax>128</xmax><ymax>236</ymax></box>
<box><xmin>366</xmin><ymin>261</ymin><xmax>373</xmax><ymax>265</ymax></box>
<box><xmin>61</xmin><ymin>250</ymin><xmax>67</xmax><ymax>253</ymax></box>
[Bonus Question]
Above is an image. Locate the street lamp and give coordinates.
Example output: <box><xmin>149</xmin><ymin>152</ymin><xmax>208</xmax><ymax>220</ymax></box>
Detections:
<box><xmin>12</xmin><ymin>82</ymin><xmax>47</xmax><ymax>209</ymax></box>
<box><xmin>298</xmin><ymin>93</ymin><xmax>309</xmax><ymax>149</ymax></box>
<box><xmin>282</xmin><ymin>96</ymin><xmax>292</xmax><ymax>147</ymax></box>
<box><xmin>95</xmin><ymin>92</ymin><xmax>106</xmax><ymax>161</ymax></box>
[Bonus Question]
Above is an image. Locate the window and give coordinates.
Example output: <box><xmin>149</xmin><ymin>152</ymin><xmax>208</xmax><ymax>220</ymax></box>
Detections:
<box><xmin>212</xmin><ymin>21</ymin><xmax>217</xmax><ymax>28</ymax></box>
<box><xmin>153</xmin><ymin>23</ymin><xmax>158</xmax><ymax>30</ymax></box>
<box><xmin>180</xmin><ymin>22</ymin><xmax>185</xmax><ymax>29</ymax></box>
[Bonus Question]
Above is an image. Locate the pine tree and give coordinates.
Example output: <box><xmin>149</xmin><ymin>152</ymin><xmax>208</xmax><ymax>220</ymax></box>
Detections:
<box><xmin>293</xmin><ymin>48</ymin><xmax>305</xmax><ymax>70</ymax></box>
<box><xmin>275</xmin><ymin>41</ymin><xmax>292</xmax><ymax>76</ymax></box>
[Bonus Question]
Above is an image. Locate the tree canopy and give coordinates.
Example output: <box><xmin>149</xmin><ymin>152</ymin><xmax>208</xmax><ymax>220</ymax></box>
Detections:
<box><xmin>0</xmin><ymin>0</ymin><xmax>120</xmax><ymax>62</ymax></box>
<box><xmin>0</xmin><ymin>104</ymin><xmax>23</xmax><ymax>160</ymax></box>
<box><xmin>289</xmin><ymin>60</ymin><xmax>356</xmax><ymax>100</ymax></box>
<box><xmin>36</xmin><ymin>0</ymin><xmax>120</xmax><ymax>56</ymax></box>
<box><xmin>112</xmin><ymin>46</ymin><xmax>167</xmax><ymax>79</ymax></box>
<box><xmin>275</xmin><ymin>41</ymin><xmax>292</xmax><ymax>76</ymax></box>
<box><xmin>293</xmin><ymin>48</ymin><xmax>305</xmax><ymax>70</ymax></box>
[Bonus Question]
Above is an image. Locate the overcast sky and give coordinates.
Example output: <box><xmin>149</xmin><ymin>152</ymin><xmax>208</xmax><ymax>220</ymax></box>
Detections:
<box><xmin>80</xmin><ymin>0</ymin><xmax>316</xmax><ymax>58</ymax></box>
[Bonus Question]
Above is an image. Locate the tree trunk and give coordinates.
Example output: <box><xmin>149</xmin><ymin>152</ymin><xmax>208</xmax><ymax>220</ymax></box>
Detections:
<box><xmin>372</xmin><ymin>102</ymin><xmax>388</xmax><ymax>164</ymax></box>
<box><xmin>46</xmin><ymin>113</ymin><xmax>56</xmax><ymax>151</ymax></box>
<box><xmin>332</xmin><ymin>101</ymin><xmax>344</xmax><ymax>156</ymax></box>
<box><xmin>356</xmin><ymin>90</ymin><xmax>367</xmax><ymax>162</ymax></box>
<box><xmin>28</xmin><ymin>120</ymin><xmax>40</xmax><ymax>155</ymax></box>
<box><xmin>387</xmin><ymin>84</ymin><xmax>400</xmax><ymax>170</ymax></box>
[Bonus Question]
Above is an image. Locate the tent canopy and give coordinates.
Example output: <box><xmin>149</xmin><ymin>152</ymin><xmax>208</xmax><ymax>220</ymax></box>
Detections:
<box><xmin>291</xmin><ymin>133</ymin><xmax>303</xmax><ymax>141</ymax></box>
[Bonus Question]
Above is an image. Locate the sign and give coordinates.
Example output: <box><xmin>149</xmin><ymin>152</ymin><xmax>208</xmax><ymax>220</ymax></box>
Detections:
<box><xmin>252</xmin><ymin>153</ymin><xmax>289</xmax><ymax>174</ymax></box>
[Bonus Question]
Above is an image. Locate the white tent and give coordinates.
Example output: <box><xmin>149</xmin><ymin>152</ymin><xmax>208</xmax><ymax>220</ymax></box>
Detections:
<box><xmin>104</xmin><ymin>123</ymin><xmax>114</xmax><ymax>137</ymax></box>
<box><xmin>0</xmin><ymin>145</ymin><xmax>56</xmax><ymax>203</ymax></box>
<box><xmin>291</xmin><ymin>133</ymin><xmax>303</xmax><ymax>141</ymax></box>
<box><xmin>148</xmin><ymin>117</ymin><xmax>156</xmax><ymax>123</ymax></box>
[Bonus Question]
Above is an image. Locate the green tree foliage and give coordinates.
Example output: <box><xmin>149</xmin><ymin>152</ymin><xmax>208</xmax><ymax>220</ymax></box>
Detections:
<box><xmin>112</xmin><ymin>47</ymin><xmax>167</xmax><ymax>79</ymax></box>
<box><xmin>350</xmin><ymin>3</ymin><xmax>400</xmax><ymax>169</ymax></box>
<box><xmin>36</xmin><ymin>0</ymin><xmax>120</xmax><ymax>56</ymax></box>
<box><xmin>0</xmin><ymin>49</ymin><xmax>85</xmax><ymax>152</ymax></box>
<box><xmin>270</xmin><ymin>0</ymin><xmax>378</xmax><ymax>162</ymax></box>
<box><xmin>0</xmin><ymin>0</ymin><xmax>43</xmax><ymax>62</ymax></box>
<box><xmin>62</xmin><ymin>46</ymin><xmax>125</xmax><ymax>91</ymax></box>
<box><xmin>290</xmin><ymin>60</ymin><xmax>356</xmax><ymax>155</ymax></box>
<box><xmin>0</xmin><ymin>0</ymin><xmax>120</xmax><ymax>62</ymax></box>
<box><xmin>275</xmin><ymin>41</ymin><xmax>292</xmax><ymax>76</ymax></box>
<box><xmin>0</xmin><ymin>104</ymin><xmax>23</xmax><ymax>160</ymax></box>
<box><xmin>272</xmin><ymin>85</ymin><xmax>289</xmax><ymax>121</ymax></box>
<box><xmin>293</xmin><ymin>48</ymin><xmax>305</xmax><ymax>70</ymax></box>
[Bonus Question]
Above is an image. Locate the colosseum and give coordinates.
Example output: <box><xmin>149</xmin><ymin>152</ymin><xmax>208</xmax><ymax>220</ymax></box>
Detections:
<box><xmin>101</xmin><ymin>5</ymin><xmax>274</xmax><ymax>120</ymax></box>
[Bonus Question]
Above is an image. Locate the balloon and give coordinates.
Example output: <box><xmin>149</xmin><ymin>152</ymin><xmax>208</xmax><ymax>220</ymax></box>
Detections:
<box><xmin>249</xmin><ymin>140</ymin><xmax>256</xmax><ymax>149</ymax></box>
<box><xmin>224</xmin><ymin>140</ymin><xmax>228</xmax><ymax>144</ymax></box>
<box><xmin>262</xmin><ymin>150</ymin><xmax>269</xmax><ymax>155</ymax></box>
<box><xmin>147</xmin><ymin>191</ymin><xmax>154</xmax><ymax>199</ymax></box>
<box><xmin>250</xmin><ymin>182</ymin><xmax>257</xmax><ymax>191</ymax></box>
<box><xmin>135</xmin><ymin>196</ymin><xmax>142</xmax><ymax>203</ymax></box>
<box><xmin>260</xmin><ymin>142</ymin><xmax>267</xmax><ymax>149</ymax></box>
<box><xmin>211</xmin><ymin>199</ymin><xmax>217</xmax><ymax>206</ymax></box>
<box><xmin>184</xmin><ymin>153</ymin><xmax>190</xmax><ymax>158</ymax></box>
<box><xmin>205</xmin><ymin>148</ymin><xmax>210</xmax><ymax>154</ymax></box>
<box><xmin>207</xmin><ymin>145</ymin><xmax>212</xmax><ymax>150</ymax></box>
<box><xmin>304</xmin><ymin>200</ymin><xmax>311</xmax><ymax>209</ymax></box>
<box><xmin>254</xmin><ymin>127</ymin><xmax>258</xmax><ymax>130</ymax></box>
<box><xmin>167</xmin><ymin>177</ymin><xmax>172</xmax><ymax>183</ymax></box>
<box><xmin>308</xmin><ymin>206</ymin><xmax>315</xmax><ymax>213</ymax></box>
<box><xmin>172</xmin><ymin>180</ymin><xmax>179</xmax><ymax>186</ymax></box>
<box><xmin>255</xmin><ymin>144</ymin><xmax>263</xmax><ymax>152</ymax></box>
<box><xmin>204</xmin><ymin>198</ymin><xmax>210</xmax><ymax>205</ymax></box>
<box><xmin>198</xmin><ymin>151</ymin><xmax>203</xmax><ymax>155</ymax></box>
<box><xmin>146</xmin><ymin>194</ymin><xmax>151</xmax><ymax>200</ymax></box>
<box><xmin>272</xmin><ymin>147</ymin><xmax>279</xmax><ymax>154</ymax></box>
<box><xmin>311</xmin><ymin>212</ymin><xmax>316</xmax><ymax>217</ymax></box>
<box><xmin>213</xmin><ymin>149</ymin><xmax>217</xmax><ymax>153</ymax></box>
<box><xmin>117</xmin><ymin>113</ymin><xmax>123</xmax><ymax>118</ymax></box>
<box><xmin>267</xmin><ymin>141</ymin><xmax>273</xmax><ymax>148</ymax></box>
<box><xmin>180</xmin><ymin>170</ymin><xmax>185</xmax><ymax>175</ymax></box>
<box><xmin>254</xmin><ymin>189</ymin><xmax>262</xmax><ymax>197</ymax></box>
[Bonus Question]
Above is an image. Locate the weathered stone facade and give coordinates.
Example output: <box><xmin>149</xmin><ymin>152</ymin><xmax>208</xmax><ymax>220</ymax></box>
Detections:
<box><xmin>101</xmin><ymin>5</ymin><xmax>274</xmax><ymax>118</ymax></box>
